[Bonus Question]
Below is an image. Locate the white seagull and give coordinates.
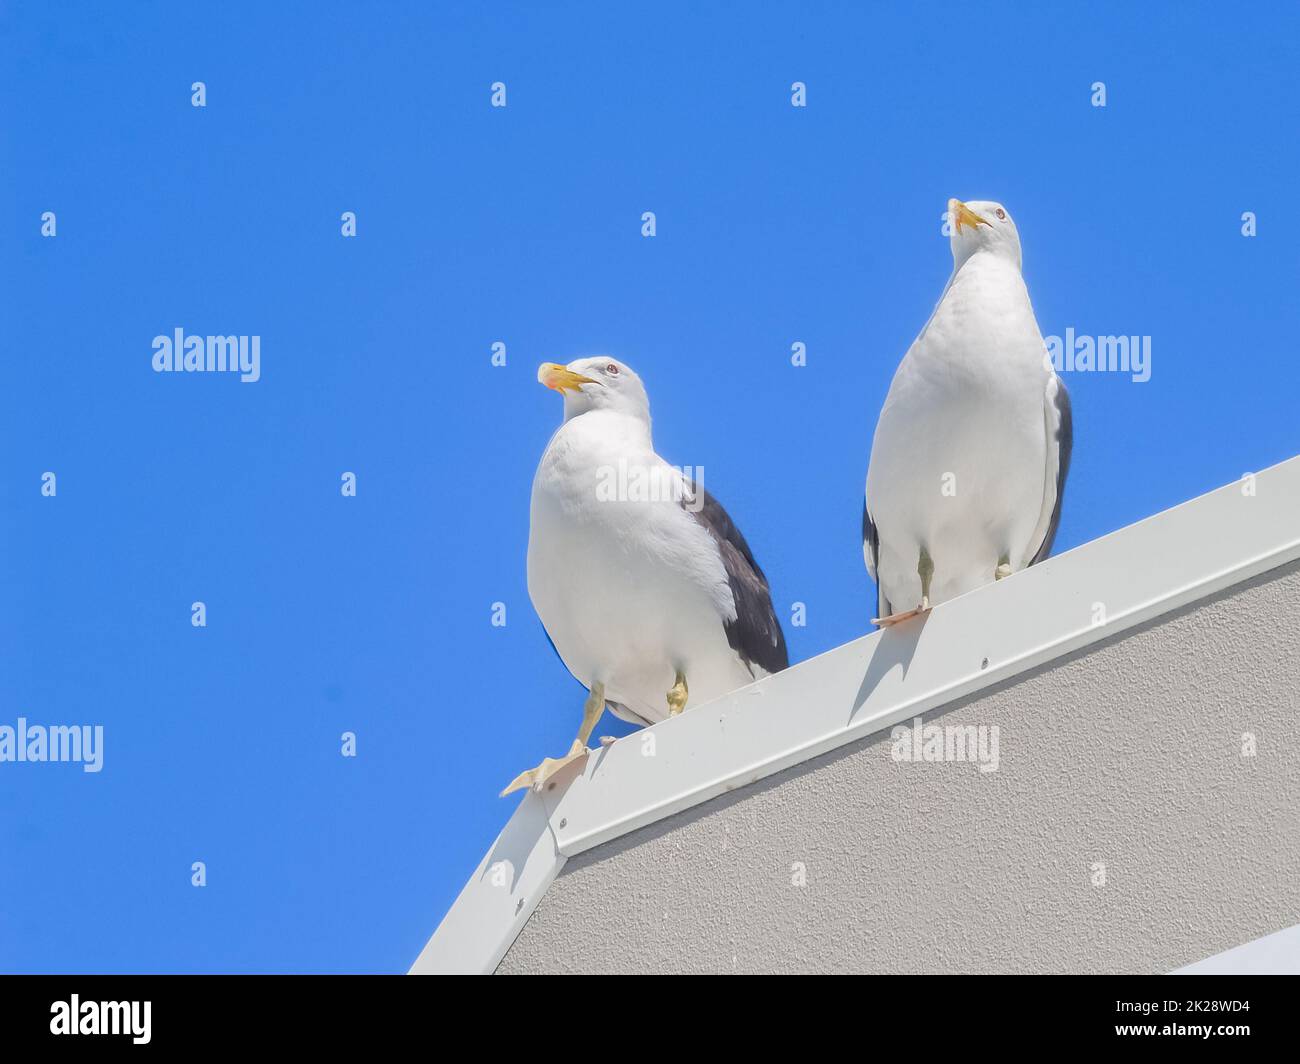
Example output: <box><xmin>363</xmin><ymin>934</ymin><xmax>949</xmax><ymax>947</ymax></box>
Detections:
<box><xmin>503</xmin><ymin>357</ymin><xmax>788</xmax><ymax>796</ymax></box>
<box><xmin>864</xmin><ymin>198</ymin><xmax>1072</xmax><ymax>625</ymax></box>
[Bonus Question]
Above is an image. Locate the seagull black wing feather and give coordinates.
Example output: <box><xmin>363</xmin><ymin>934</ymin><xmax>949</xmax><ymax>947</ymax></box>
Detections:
<box><xmin>1029</xmin><ymin>377</ymin><xmax>1073</xmax><ymax>566</ymax></box>
<box><xmin>862</xmin><ymin>498</ymin><xmax>890</xmax><ymax>618</ymax></box>
<box><xmin>686</xmin><ymin>486</ymin><xmax>789</xmax><ymax>676</ymax></box>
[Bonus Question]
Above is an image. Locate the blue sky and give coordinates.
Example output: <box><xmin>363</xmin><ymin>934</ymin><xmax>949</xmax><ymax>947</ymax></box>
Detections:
<box><xmin>1</xmin><ymin>1</ymin><xmax>1296</xmax><ymax>973</ymax></box>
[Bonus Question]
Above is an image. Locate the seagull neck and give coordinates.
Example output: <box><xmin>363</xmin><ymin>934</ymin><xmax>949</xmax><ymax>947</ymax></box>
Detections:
<box><xmin>917</xmin><ymin>250</ymin><xmax>1023</xmax><ymax>342</ymax></box>
<box><xmin>952</xmin><ymin>245</ymin><xmax>1021</xmax><ymax>276</ymax></box>
<box><xmin>566</xmin><ymin>407</ymin><xmax>654</xmax><ymax>447</ymax></box>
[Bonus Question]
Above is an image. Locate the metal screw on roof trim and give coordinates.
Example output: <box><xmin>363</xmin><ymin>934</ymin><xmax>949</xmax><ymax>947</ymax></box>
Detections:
<box><xmin>559</xmin><ymin>818</ymin><xmax>567</xmax><ymax>828</ymax></box>
<box><xmin>981</xmin><ymin>657</ymin><xmax>989</xmax><ymax>670</ymax></box>
<box><xmin>516</xmin><ymin>899</ymin><xmax>524</xmax><ymax>914</ymax></box>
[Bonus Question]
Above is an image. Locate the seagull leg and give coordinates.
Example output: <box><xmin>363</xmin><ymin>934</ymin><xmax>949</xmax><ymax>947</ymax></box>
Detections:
<box><xmin>918</xmin><ymin>547</ymin><xmax>934</xmax><ymax>608</ymax></box>
<box><xmin>995</xmin><ymin>553</ymin><xmax>1012</xmax><ymax>581</ymax></box>
<box><xmin>666</xmin><ymin>670</ymin><xmax>689</xmax><ymax>717</ymax></box>
<box><xmin>574</xmin><ymin>682</ymin><xmax>605</xmax><ymax>748</ymax></box>
<box><xmin>500</xmin><ymin>682</ymin><xmax>605</xmax><ymax>797</ymax></box>
<box><xmin>873</xmin><ymin>547</ymin><xmax>934</xmax><ymax>627</ymax></box>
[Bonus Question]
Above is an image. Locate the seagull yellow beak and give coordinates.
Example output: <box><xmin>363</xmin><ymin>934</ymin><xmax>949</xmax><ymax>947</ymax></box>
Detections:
<box><xmin>538</xmin><ymin>362</ymin><xmax>597</xmax><ymax>394</ymax></box>
<box><xmin>949</xmin><ymin>198</ymin><xmax>990</xmax><ymax>234</ymax></box>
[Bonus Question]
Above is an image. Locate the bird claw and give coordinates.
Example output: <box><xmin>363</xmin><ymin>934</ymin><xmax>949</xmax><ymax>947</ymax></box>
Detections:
<box><xmin>872</xmin><ymin>600</ymin><xmax>931</xmax><ymax>628</ymax></box>
<box><xmin>499</xmin><ymin>740</ymin><xmax>590</xmax><ymax>797</ymax></box>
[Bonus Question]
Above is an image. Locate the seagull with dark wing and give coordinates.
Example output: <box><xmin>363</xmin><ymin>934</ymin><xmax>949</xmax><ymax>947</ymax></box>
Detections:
<box><xmin>864</xmin><ymin>198</ymin><xmax>1072</xmax><ymax>625</ymax></box>
<box><xmin>503</xmin><ymin>357</ymin><xmax>789</xmax><ymax>796</ymax></box>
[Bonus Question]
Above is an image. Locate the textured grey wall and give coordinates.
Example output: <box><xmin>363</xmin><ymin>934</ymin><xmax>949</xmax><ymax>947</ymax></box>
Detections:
<box><xmin>500</xmin><ymin>560</ymin><xmax>1300</xmax><ymax>974</ymax></box>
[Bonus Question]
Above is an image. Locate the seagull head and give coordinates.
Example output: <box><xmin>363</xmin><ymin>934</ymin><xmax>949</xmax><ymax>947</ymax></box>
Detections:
<box><xmin>948</xmin><ymin>198</ymin><xmax>1023</xmax><ymax>271</ymax></box>
<box><xmin>537</xmin><ymin>356</ymin><xmax>651</xmax><ymax>424</ymax></box>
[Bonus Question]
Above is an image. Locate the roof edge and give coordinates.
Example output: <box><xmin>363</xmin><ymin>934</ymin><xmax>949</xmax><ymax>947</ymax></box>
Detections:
<box><xmin>411</xmin><ymin>455</ymin><xmax>1300</xmax><ymax>974</ymax></box>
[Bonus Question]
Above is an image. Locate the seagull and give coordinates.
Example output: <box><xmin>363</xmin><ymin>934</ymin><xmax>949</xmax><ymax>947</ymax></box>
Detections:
<box><xmin>864</xmin><ymin>199</ymin><xmax>1072</xmax><ymax>626</ymax></box>
<box><xmin>503</xmin><ymin>357</ymin><xmax>788</xmax><ymax>796</ymax></box>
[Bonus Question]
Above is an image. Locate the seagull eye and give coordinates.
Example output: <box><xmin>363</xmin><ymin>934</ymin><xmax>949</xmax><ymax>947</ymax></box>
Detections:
<box><xmin>605</xmin><ymin>363</ymin><xmax>619</xmax><ymax>376</ymax></box>
<box><xmin>995</xmin><ymin>208</ymin><xmax>1006</xmax><ymax>220</ymax></box>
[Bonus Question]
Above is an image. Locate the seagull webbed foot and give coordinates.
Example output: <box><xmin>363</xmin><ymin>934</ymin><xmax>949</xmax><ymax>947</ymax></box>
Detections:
<box><xmin>875</xmin><ymin>546</ymin><xmax>936</xmax><ymax>626</ymax></box>
<box><xmin>500</xmin><ymin>739</ymin><xmax>590</xmax><ymax>797</ymax></box>
<box><xmin>501</xmin><ymin>681</ymin><xmax>607</xmax><ymax>797</ymax></box>
<box><xmin>872</xmin><ymin>598</ymin><xmax>931</xmax><ymax>628</ymax></box>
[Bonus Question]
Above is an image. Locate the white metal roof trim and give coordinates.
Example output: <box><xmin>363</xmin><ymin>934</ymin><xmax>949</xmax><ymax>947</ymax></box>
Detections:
<box><xmin>410</xmin><ymin>455</ymin><xmax>1300</xmax><ymax>974</ymax></box>
<box><xmin>408</xmin><ymin>792</ymin><xmax>565</xmax><ymax>974</ymax></box>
